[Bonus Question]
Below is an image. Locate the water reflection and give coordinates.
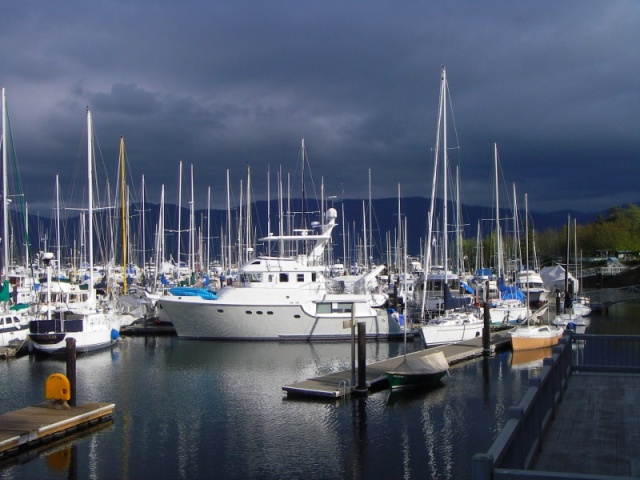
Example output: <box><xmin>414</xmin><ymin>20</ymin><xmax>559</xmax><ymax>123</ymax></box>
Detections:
<box><xmin>510</xmin><ymin>347</ymin><xmax>553</xmax><ymax>371</ymax></box>
<box><xmin>1</xmin><ymin>304</ymin><xmax>637</xmax><ymax>479</ymax></box>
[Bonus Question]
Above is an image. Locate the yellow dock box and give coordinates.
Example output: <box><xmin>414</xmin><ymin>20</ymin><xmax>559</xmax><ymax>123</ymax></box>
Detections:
<box><xmin>45</xmin><ymin>373</ymin><xmax>71</xmax><ymax>401</ymax></box>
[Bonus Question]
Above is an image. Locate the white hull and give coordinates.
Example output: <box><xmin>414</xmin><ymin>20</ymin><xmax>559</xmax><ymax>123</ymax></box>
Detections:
<box><xmin>0</xmin><ymin>326</ymin><xmax>29</xmax><ymax>348</ymax></box>
<box><xmin>29</xmin><ymin>312</ymin><xmax>120</xmax><ymax>355</ymax></box>
<box><xmin>421</xmin><ymin>311</ymin><xmax>484</xmax><ymax>346</ymax></box>
<box><xmin>158</xmin><ymin>289</ymin><xmax>403</xmax><ymax>340</ymax></box>
<box><xmin>488</xmin><ymin>301</ymin><xmax>528</xmax><ymax>325</ymax></box>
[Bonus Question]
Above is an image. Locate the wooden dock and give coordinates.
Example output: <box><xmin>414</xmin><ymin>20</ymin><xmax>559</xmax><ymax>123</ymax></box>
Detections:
<box><xmin>282</xmin><ymin>330</ymin><xmax>513</xmax><ymax>399</ymax></box>
<box><xmin>0</xmin><ymin>402</ymin><xmax>115</xmax><ymax>457</ymax></box>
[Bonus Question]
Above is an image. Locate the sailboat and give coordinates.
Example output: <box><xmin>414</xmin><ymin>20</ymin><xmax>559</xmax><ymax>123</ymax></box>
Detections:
<box><xmin>419</xmin><ymin>66</ymin><xmax>483</xmax><ymax>347</ymax></box>
<box><xmin>0</xmin><ymin>87</ymin><xmax>33</xmax><ymax>349</ymax></box>
<box><xmin>29</xmin><ymin>109</ymin><xmax>122</xmax><ymax>354</ymax></box>
<box><xmin>510</xmin><ymin>194</ymin><xmax>563</xmax><ymax>351</ymax></box>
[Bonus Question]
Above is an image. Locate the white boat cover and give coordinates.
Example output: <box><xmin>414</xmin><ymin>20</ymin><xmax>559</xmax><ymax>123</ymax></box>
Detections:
<box><xmin>392</xmin><ymin>351</ymin><xmax>449</xmax><ymax>374</ymax></box>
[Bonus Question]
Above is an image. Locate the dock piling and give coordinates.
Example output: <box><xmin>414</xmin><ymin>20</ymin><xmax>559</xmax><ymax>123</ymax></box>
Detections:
<box><xmin>356</xmin><ymin>322</ymin><xmax>367</xmax><ymax>395</ymax></box>
<box><xmin>66</xmin><ymin>337</ymin><xmax>77</xmax><ymax>407</ymax></box>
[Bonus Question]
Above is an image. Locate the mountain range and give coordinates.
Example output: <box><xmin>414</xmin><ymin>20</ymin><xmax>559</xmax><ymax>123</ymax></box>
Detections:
<box><xmin>14</xmin><ymin>196</ymin><xmax>603</xmax><ymax>268</ymax></box>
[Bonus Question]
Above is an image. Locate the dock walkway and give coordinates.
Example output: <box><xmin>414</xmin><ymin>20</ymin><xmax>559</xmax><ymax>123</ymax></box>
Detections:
<box><xmin>283</xmin><ymin>330</ymin><xmax>513</xmax><ymax>398</ymax></box>
<box><xmin>532</xmin><ymin>372</ymin><xmax>640</xmax><ymax>477</ymax></box>
<box><xmin>0</xmin><ymin>402</ymin><xmax>115</xmax><ymax>458</ymax></box>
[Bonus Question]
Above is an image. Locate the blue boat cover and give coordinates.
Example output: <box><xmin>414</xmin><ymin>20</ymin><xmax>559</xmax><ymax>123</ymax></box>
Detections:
<box><xmin>168</xmin><ymin>287</ymin><xmax>217</xmax><ymax>300</ymax></box>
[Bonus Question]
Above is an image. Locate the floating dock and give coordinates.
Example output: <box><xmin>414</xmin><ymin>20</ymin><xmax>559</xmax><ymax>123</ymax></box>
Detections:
<box><xmin>283</xmin><ymin>330</ymin><xmax>513</xmax><ymax>398</ymax></box>
<box><xmin>0</xmin><ymin>402</ymin><xmax>115</xmax><ymax>458</ymax></box>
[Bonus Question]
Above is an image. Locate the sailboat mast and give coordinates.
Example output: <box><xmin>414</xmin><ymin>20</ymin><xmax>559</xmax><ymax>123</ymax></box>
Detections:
<box><xmin>300</xmin><ymin>139</ymin><xmax>306</xmax><ymax>231</ymax></box>
<box><xmin>207</xmin><ymin>185</ymin><xmax>211</xmax><ymax>273</ymax></box>
<box><xmin>190</xmin><ymin>164</ymin><xmax>195</xmax><ymax>273</ymax></box>
<box><xmin>119</xmin><ymin>136</ymin><xmax>127</xmax><ymax>294</ymax></box>
<box><xmin>368</xmin><ymin>168</ymin><xmax>372</xmax><ymax>268</ymax></box>
<box><xmin>2</xmin><ymin>88</ymin><xmax>8</xmax><ymax>283</ymax></box>
<box><xmin>442</xmin><ymin>66</ymin><xmax>449</xmax><ymax>282</ymax></box>
<box><xmin>525</xmin><ymin>194</ymin><xmax>530</xmax><ymax>317</ymax></box>
<box><xmin>87</xmin><ymin>108</ymin><xmax>95</xmax><ymax>295</ymax></box>
<box><xmin>176</xmin><ymin>161</ymin><xmax>183</xmax><ymax>275</ymax></box>
<box><xmin>226</xmin><ymin>169</ymin><xmax>232</xmax><ymax>274</ymax></box>
<box><xmin>494</xmin><ymin>143</ymin><xmax>503</xmax><ymax>280</ymax></box>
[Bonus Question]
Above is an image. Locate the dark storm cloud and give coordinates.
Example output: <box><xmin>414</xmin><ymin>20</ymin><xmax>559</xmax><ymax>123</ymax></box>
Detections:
<box><xmin>1</xmin><ymin>1</ymin><xmax>638</xmax><ymax>215</ymax></box>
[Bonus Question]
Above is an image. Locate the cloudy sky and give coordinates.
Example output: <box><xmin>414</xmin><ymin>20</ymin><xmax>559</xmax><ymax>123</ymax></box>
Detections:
<box><xmin>1</xmin><ymin>1</ymin><xmax>638</xmax><ymax>216</ymax></box>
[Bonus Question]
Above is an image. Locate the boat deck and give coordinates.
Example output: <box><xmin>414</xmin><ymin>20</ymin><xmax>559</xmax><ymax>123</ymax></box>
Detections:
<box><xmin>283</xmin><ymin>330</ymin><xmax>513</xmax><ymax>398</ymax></box>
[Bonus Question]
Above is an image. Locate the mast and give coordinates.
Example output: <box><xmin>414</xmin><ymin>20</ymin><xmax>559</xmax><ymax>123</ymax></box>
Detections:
<box><xmin>119</xmin><ymin>136</ymin><xmax>127</xmax><ymax>294</ymax></box>
<box><xmin>246</xmin><ymin>163</ymin><xmax>251</xmax><ymax>263</ymax></box>
<box><xmin>189</xmin><ymin>164</ymin><xmax>195</xmax><ymax>274</ymax></box>
<box><xmin>206</xmin><ymin>185</ymin><xmax>211</xmax><ymax>274</ymax></box>
<box><xmin>1</xmin><ymin>88</ymin><xmax>8</xmax><ymax>285</ymax></box>
<box><xmin>368</xmin><ymin>168</ymin><xmax>372</xmax><ymax>268</ymax></box>
<box><xmin>176</xmin><ymin>160</ymin><xmax>183</xmax><ymax>276</ymax></box>
<box><xmin>87</xmin><ymin>108</ymin><xmax>95</xmax><ymax>298</ymax></box>
<box><xmin>141</xmin><ymin>175</ymin><xmax>146</xmax><ymax>280</ymax></box>
<box><xmin>300</xmin><ymin>139</ymin><xmax>306</xmax><ymax>231</ymax></box>
<box><xmin>525</xmin><ymin>194</ymin><xmax>530</xmax><ymax>320</ymax></box>
<box><xmin>226</xmin><ymin>169</ymin><xmax>231</xmax><ymax>275</ymax></box>
<box><xmin>442</xmin><ymin>66</ymin><xmax>448</xmax><ymax>283</ymax></box>
<box><xmin>421</xmin><ymin>66</ymin><xmax>445</xmax><ymax>316</ymax></box>
<box><xmin>494</xmin><ymin>143</ymin><xmax>503</xmax><ymax>280</ymax></box>
<box><xmin>55</xmin><ymin>175</ymin><xmax>61</xmax><ymax>278</ymax></box>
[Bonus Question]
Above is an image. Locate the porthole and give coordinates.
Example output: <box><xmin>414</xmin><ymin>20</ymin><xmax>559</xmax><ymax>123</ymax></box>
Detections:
<box><xmin>294</xmin><ymin>314</ymin><xmax>301</xmax><ymax>318</ymax></box>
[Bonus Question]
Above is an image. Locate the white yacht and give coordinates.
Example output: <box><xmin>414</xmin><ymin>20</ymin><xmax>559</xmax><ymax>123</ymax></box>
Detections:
<box><xmin>515</xmin><ymin>270</ymin><xmax>549</xmax><ymax>305</ymax></box>
<box><xmin>157</xmin><ymin>208</ymin><xmax>404</xmax><ymax>341</ymax></box>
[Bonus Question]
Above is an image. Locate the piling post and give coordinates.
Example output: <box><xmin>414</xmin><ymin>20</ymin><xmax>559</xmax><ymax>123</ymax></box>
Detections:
<box><xmin>482</xmin><ymin>280</ymin><xmax>491</xmax><ymax>356</ymax></box>
<box><xmin>66</xmin><ymin>337</ymin><xmax>77</xmax><ymax>407</ymax></box>
<box><xmin>356</xmin><ymin>322</ymin><xmax>367</xmax><ymax>395</ymax></box>
<box><xmin>482</xmin><ymin>302</ymin><xmax>491</xmax><ymax>356</ymax></box>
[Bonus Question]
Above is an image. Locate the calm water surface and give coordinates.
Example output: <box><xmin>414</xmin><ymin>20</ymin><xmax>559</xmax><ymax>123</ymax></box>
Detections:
<box><xmin>1</xmin><ymin>301</ymin><xmax>638</xmax><ymax>480</ymax></box>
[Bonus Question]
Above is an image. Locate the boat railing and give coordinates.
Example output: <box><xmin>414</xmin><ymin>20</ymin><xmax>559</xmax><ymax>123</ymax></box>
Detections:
<box><xmin>472</xmin><ymin>333</ymin><xmax>640</xmax><ymax>479</ymax></box>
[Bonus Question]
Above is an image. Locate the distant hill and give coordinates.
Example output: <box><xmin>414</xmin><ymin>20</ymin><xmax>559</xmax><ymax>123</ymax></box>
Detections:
<box><xmin>20</xmin><ymin>197</ymin><xmax>601</xmax><ymax>265</ymax></box>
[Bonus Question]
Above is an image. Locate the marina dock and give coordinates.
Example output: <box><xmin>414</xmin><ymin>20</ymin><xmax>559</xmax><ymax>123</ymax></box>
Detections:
<box><xmin>283</xmin><ymin>329</ymin><xmax>513</xmax><ymax>398</ymax></box>
<box><xmin>0</xmin><ymin>402</ymin><xmax>115</xmax><ymax>458</ymax></box>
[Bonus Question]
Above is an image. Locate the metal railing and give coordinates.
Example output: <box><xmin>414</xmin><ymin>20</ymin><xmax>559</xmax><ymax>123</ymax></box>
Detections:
<box><xmin>472</xmin><ymin>333</ymin><xmax>640</xmax><ymax>480</ymax></box>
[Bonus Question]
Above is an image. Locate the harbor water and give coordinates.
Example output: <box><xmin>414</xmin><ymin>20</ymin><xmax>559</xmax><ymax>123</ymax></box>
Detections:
<box><xmin>1</xmin><ymin>301</ymin><xmax>638</xmax><ymax>480</ymax></box>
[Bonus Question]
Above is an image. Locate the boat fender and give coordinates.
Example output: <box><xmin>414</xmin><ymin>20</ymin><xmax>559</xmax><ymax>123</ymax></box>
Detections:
<box><xmin>111</xmin><ymin>329</ymin><xmax>120</xmax><ymax>341</ymax></box>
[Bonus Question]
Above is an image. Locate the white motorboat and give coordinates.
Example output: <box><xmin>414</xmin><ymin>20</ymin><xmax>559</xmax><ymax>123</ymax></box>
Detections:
<box><xmin>515</xmin><ymin>269</ymin><xmax>549</xmax><ymax>305</ymax></box>
<box><xmin>158</xmin><ymin>208</ymin><xmax>403</xmax><ymax>341</ymax></box>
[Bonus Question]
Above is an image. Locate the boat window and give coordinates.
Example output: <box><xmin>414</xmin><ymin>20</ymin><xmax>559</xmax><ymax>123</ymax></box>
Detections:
<box><xmin>294</xmin><ymin>314</ymin><xmax>300</xmax><ymax>318</ymax></box>
<box><xmin>256</xmin><ymin>311</ymin><xmax>263</xmax><ymax>315</ymax></box>
<box><xmin>245</xmin><ymin>311</ymin><xmax>252</xmax><ymax>315</ymax></box>
<box><xmin>316</xmin><ymin>303</ymin><xmax>332</xmax><ymax>314</ymax></box>
<box><xmin>5</xmin><ymin>317</ymin><xmax>12</xmax><ymax>324</ymax></box>
<box><xmin>251</xmin><ymin>260</ymin><xmax>261</xmax><ymax>265</ymax></box>
<box><xmin>279</xmin><ymin>273</ymin><xmax>289</xmax><ymax>282</ymax></box>
<box><xmin>241</xmin><ymin>273</ymin><xmax>262</xmax><ymax>283</ymax></box>
<box><xmin>312</xmin><ymin>273</ymin><xmax>317</xmax><ymax>282</ymax></box>
<box><xmin>0</xmin><ymin>318</ymin><xmax>4</xmax><ymax>325</ymax></box>
<box><xmin>297</xmin><ymin>274</ymin><xmax>304</xmax><ymax>283</ymax></box>
<box><xmin>335</xmin><ymin>303</ymin><xmax>353</xmax><ymax>313</ymax></box>
<box><xmin>217</xmin><ymin>309</ymin><xmax>224</xmax><ymax>313</ymax></box>
<box><xmin>267</xmin><ymin>311</ymin><xmax>274</xmax><ymax>315</ymax></box>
